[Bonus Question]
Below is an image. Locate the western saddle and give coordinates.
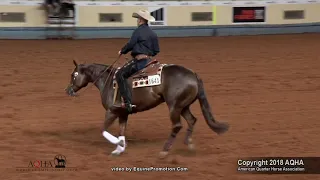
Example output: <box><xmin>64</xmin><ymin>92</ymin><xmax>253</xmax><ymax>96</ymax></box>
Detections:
<box><xmin>131</xmin><ymin>59</ymin><xmax>162</xmax><ymax>78</ymax></box>
<box><xmin>112</xmin><ymin>58</ymin><xmax>165</xmax><ymax>104</ymax></box>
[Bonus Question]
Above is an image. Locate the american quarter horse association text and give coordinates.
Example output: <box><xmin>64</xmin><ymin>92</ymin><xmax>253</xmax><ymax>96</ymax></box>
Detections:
<box><xmin>65</xmin><ymin>59</ymin><xmax>229</xmax><ymax>158</ymax></box>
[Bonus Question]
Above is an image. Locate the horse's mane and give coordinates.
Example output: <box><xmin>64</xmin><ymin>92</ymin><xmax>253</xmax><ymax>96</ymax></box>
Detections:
<box><xmin>80</xmin><ymin>63</ymin><xmax>114</xmax><ymax>78</ymax></box>
<box><xmin>92</xmin><ymin>63</ymin><xmax>108</xmax><ymax>67</ymax></box>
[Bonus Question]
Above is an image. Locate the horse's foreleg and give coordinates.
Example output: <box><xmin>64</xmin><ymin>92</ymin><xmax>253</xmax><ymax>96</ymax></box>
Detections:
<box><xmin>111</xmin><ymin>115</ymin><xmax>128</xmax><ymax>156</ymax></box>
<box><xmin>103</xmin><ymin>110</ymin><xmax>118</xmax><ymax>130</ymax></box>
<box><xmin>159</xmin><ymin>108</ymin><xmax>182</xmax><ymax>159</ymax></box>
<box><xmin>181</xmin><ymin>107</ymin><xmax>197</xmax><ymax>151</ymax></box>
<box><xmin>102</xmin><ymin>110</ymin><xmax>119</xmax><ymax>144</ymax></box>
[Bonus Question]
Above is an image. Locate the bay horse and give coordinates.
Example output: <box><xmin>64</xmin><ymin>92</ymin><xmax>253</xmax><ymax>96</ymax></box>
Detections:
<box><xmin>65</xmin><ymin>59</ymin><xmax>229</xmax><ymax>158</ymax></box>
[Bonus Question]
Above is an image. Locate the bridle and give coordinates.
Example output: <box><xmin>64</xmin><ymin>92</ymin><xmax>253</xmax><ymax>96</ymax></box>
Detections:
<box><xmin>66</xmin><ymin>55</ymin><xmax>122</xmax><ymax>95</ymax></box>
<box><xmin>88</xmin><ymin>55</ymin><xmax>122</xmax><ymax>92</ymax></box>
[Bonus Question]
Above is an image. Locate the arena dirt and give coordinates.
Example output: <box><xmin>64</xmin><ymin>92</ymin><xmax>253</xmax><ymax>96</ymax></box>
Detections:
<box><xmin>1</xmin><ymin>34</ymin><xmax>320</xmax><ymax>180</ymax></box>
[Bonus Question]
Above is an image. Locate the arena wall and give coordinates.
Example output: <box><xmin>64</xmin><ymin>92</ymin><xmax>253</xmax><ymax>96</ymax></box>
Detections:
<box><xmin>217</xmin><ymin>4</ymin><xmax>320</xmax><ymax>25</ymax></box>
<box><xmin>77</xmin><ymin>5</ymin><xmax>215</xmax><ymax>27</ymax></box>
<box><xmin>0</xmin><ymin>5</ymin><xmax>45</xmax><ymax>27</ymax></box>
<box><xmin>267</xmin><ymin>4</ymin><xmax>320</xmax><ymax>24</ymax></box>
<box><xmin>0</xmin><ymin>0</ymin><xmax>319</xmax><ymax>39</ymax></box>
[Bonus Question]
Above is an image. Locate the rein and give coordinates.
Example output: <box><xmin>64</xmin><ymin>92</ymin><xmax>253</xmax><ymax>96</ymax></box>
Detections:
<box><xmin>77</xmin><ymin>55</ymin><xmax>122</xmax><ymax>95</ymax></box>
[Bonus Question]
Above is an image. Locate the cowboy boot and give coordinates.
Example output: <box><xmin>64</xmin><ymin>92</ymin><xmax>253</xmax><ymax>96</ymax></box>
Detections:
<box><xmin>124</xmin><ymin>101</ymin><xmax>136</xmax><ymax>113</ymax></box>
<box><xmin>113</xmin><ymin>87</ymin><xmax>136</xmax><ymax>113</ymax></box>
<box><xmin>113</xmin><ymin>102</ymin><xmax>136</xmax><ymax>113</ymax></box>
<box><xmin>123</xmin><ymin>86</ymin><xmax>136</xmax><ymax>113</ymax></box>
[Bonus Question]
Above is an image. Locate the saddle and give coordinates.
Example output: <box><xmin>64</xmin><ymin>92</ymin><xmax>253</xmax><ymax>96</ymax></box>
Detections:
<box><xmin>132</xmin><ymin>59</ymin><xmax>161</xmax><ymax>78</ymax></box>
<box><xmin>112</xmin><ymin>59</ymin><xmax>166</xmax><ymax>104</ymax></box>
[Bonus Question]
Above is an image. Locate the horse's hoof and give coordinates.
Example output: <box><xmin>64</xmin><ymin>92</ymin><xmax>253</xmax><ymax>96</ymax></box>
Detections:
<box><xmin>111</xmin><ymin>150</ymin><xmax>122</xmax><ymax>156</ymax></box>
<box><xmin>111</xmin><ymin>145</ymin><xmax>125</xmax><ymax>156</ymax></box>
<box><xmin>158</xmin><ymin>151</ymin><xmax>169</xmax><ymax>159</ymax></box>
<box><xmin>110</xmin><ymin>153</ymin><xmax>120</xmax><ymax>157</ymax></box>
<box><xmin>188</xmin><ymin>144</ymin><xmax>195</xmax><ymax>151</ymax></box>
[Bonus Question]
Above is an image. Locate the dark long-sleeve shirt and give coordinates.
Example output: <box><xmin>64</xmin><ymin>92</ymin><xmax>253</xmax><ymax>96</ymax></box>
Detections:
<box><xmin>120</xmin><ymin>24</ymin><xmax>160</xmax><ymax>58</ymax></box>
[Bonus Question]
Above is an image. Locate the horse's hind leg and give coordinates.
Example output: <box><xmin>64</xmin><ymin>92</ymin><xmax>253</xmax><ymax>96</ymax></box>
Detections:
<box><xmin>181</xmin><ymin>106</ymin><xmax>197</xmax><ymax>151</ymax></box>
<box><xmin>159</xmin><ymin>107</ymin><xmax>183</xmax><ymax>159</ymax></box>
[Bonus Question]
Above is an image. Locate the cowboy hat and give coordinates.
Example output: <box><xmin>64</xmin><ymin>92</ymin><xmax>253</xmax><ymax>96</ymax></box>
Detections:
<box><xmin>132</xmin><ymin>10</ymin><xmax>155</xmax><ymax>22</ymax></box>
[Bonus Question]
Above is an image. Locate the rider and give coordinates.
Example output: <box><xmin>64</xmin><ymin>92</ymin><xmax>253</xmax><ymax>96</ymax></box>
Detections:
<box><xmin>115</xmin><ymin>10</ymin><xmax>160</xmax><ymax>113</ymax></box>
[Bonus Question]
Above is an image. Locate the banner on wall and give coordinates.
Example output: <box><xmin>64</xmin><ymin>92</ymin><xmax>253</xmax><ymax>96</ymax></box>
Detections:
<box><xmin>148</xmin><ymin>6</ymin><xmax>167</xmax><ymax>26</ymax></box>
<box><xmin>233</xmin><ymin>7</ymin><xmax>265</xmax><ymax>23</ymax></box>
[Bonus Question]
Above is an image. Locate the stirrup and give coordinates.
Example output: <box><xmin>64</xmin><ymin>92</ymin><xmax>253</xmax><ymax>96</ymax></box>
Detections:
<box><xmin>113</xmin><ymin>103</ymin><xmax>136</xmax><ymax>108</ymax></box>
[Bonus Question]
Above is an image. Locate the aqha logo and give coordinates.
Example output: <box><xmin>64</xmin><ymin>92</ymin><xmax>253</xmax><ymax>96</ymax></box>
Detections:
<box><xmin>285</xmin><ymin>159</ymin><xmax>304</xmax><ymax>166</ymax></box>
<box><xmin>28</xmin><ymin>160</ymin><xmax>54</xmax><ymax>168</ymax></box>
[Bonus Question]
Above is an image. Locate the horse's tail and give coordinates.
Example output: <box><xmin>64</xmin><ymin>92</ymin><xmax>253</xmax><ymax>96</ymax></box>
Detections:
<box><xmin>195</xmin><ymin>73</ymin><xmax>229</xmax><ymax>134</ymax></box>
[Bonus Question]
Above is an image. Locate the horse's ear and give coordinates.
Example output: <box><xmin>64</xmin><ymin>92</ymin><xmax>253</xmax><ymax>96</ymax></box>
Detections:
<box><xmin>73</xmin><ymin>60</ymin><xmax>78</xmax><ymax>67</ymax></box>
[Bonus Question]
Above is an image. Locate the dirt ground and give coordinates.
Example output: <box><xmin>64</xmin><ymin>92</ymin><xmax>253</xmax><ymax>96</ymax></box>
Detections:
<box><xmin>1</xmin><ymin>34</ymin><xmax>320</xmax><ymax>180</ymax></box>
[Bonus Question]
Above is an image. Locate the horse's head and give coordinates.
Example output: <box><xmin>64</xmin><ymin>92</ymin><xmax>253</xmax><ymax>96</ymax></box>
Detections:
<box><xmin>65</xmin><ymin>60</ymin><xmax>90</xmax><ymax>96</ymax></box>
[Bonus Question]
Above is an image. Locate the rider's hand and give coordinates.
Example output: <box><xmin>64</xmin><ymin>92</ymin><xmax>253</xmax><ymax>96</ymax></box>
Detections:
<box><xmin>118</xmin><ymin>50</ymin><xmax>122</xmax><ymax>55</ymax></box>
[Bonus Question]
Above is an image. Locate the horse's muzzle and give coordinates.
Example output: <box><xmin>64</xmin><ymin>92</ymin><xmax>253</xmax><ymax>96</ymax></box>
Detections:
<box><xmin>65</xmin><ymin>85</ymin><xmax>77</xmax><ymax>97</ymax></box>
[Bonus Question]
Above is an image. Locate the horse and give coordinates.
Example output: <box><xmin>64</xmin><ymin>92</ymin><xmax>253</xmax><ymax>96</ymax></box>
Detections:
<box><xmin>65</xmin><ymin>59</ymin><xmax>229</xmax><ymax>158</ymax></box>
